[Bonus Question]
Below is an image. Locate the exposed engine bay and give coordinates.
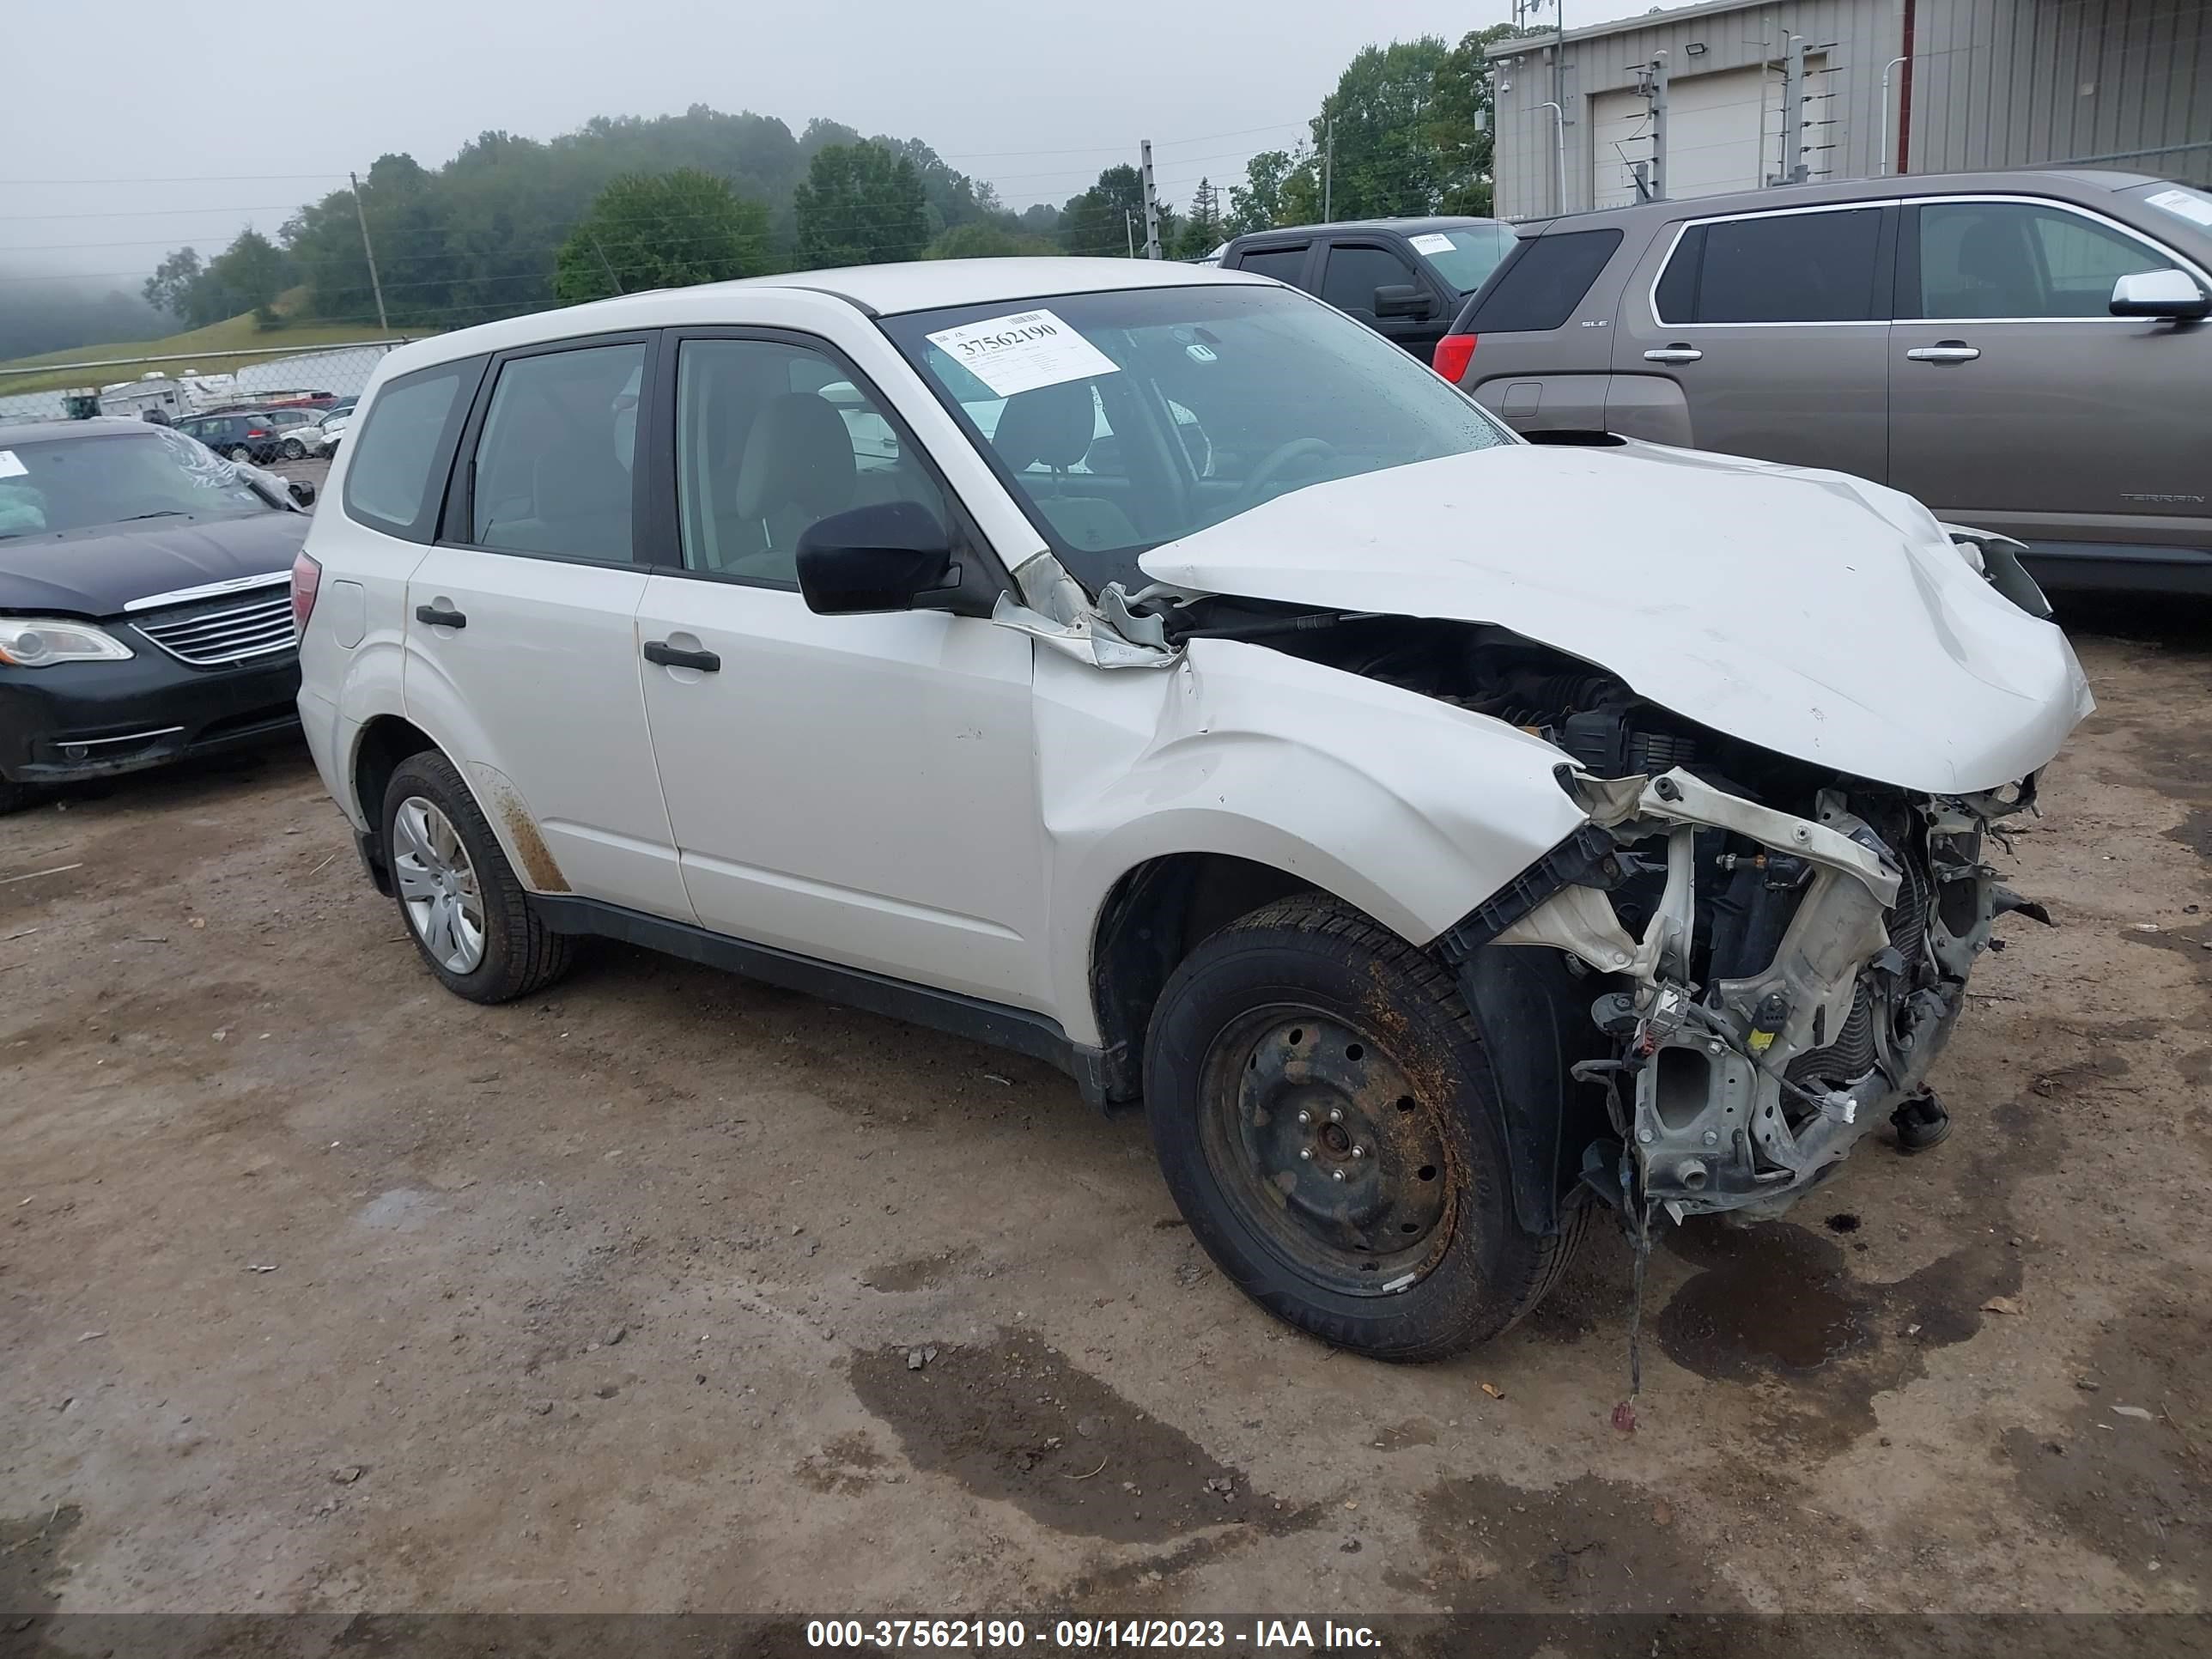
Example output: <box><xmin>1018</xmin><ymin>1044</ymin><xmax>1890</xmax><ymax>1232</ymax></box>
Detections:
<box><xmin>1161</xmin><ymin>603</ymin><xmax>2053</xmax><ymax>1223</ymax></box>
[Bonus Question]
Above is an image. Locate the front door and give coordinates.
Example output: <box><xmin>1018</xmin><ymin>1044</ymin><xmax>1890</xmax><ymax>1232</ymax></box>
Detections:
<box><xmin>404</xmin><ymin>334</ymin><xmax>690</xmax><ymax>920</ymax></box>
<box><xmin>634</xmin><ymin>332</ymin><xmax>1046</xmax><ymax>1007</ymax></box>
<box><xmin>1619</xmin><ymin>202</ymin><xmax>1893</xmax><ymax>481</ymax></box>
<box><xmin>1888</xmin><ymin>195</ymin><xmax>2212</xmax><ymax>568</ymax></box>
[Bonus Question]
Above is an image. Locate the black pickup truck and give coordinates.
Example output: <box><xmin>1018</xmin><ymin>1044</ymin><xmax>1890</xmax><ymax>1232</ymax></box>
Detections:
<box><xmin>1215</xmin><ymin>216</ymin><xmax>1518</xmax><ymax>362</ymax></box>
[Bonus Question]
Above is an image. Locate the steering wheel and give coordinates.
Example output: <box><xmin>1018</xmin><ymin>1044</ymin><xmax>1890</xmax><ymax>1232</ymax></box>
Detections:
<box><xmin>1234</xmin><ymin>438</ymin><xmax>1341</xmax><ymax>514</ymax></box>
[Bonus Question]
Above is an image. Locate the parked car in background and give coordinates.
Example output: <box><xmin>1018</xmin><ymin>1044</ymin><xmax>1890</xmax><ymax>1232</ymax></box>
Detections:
<box><xmin>1435</xmin><ymin>170</ymin><xmax>2212</xmax><ymax>595</ymax></box>
<box><xmin>262</xmin><ymin>408</ymin><xmax>336</xmax><ymax>462</ymax></box>
<box><xmin>296</xmin><ymin>257</ymin><xmax>2084</xmax><ymax>1362</ymax></box>
<box><xmin>1218</xmin><ymin>216</ymin><xmax>1519</xmax><ymax>361</ymax></box>
<box><xmin>176</xmin><ymin>410</ymin><xmax>296</xmax><ymax>465</ymax></box>
<box><xmin>317</xmin><ymin>410</ymin><xmax>356</xmax><ymax>453</ymax></box>
<box><xmin>0</xmin><ymin>419</ymin><xmax>316</xmax><ymax>813</ymax></box>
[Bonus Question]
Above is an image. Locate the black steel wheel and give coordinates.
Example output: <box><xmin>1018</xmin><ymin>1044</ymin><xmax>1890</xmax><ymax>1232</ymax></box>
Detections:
<box><xmin>1144</xmin><ymin>893</ymin><xmax>1584</xmax><ymax>1361</ymax></box>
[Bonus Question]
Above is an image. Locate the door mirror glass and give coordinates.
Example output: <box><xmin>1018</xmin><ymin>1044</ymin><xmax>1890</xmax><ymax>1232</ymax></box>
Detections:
<box><xmin>796</xmin><ymin>500</ymin><xmax>957</xmax><ymax>616</ymax></box>
<box><xmin>1374</xmin><ymin>283</ymin><xmax>1435</xmax><ymax>319</ymax></box>
<box><xmin>2109</xmin><ymin>268</ymin><xmax>2209</xmax><ymax>319</ymax></box>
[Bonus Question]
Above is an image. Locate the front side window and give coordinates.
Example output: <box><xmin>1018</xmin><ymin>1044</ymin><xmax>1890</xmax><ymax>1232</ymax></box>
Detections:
<box><xmin>1910</xmin><ymin>199</ymin><xmax>2184</xmax><ymax>319</ymax></box>
<box><xmin>467</xmin><ymin>343</ymin><xmax>644</xmax><ymax>562</ymax></box>
<box><xmin>1320</xmin><ymin>244</ymin><xmax>1421</xmax><ymax>317</ymax></box>
<box><xmin>673</xmin><ymin>338</ymin><xmax>947</xmax><ymax>586</ymax></box>
<box><xmin>343</xmin><ymin>362</ymin><xmax>471</xmax><ymax>537</ymax></box>
<box><xmin>882</xmin><ymin>283</ymin><xmax>1512</xmax><ymax>593</ymax></box>
<box><xmin>1658</xmin><ymin>208</ymin><xmax>1884</xmax><ymax>324</ymax></box>
<box><xmin>0</xmin><ymin>428</ymin><xmax>277</xmax><ymax>540</ymax></box>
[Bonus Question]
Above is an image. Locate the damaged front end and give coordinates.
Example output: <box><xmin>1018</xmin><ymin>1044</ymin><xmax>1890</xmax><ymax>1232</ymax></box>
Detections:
<box><xmin>1448</xmin><ymin>757</ymin><xmax>2046</xmax><ymax>1220</ymax></box>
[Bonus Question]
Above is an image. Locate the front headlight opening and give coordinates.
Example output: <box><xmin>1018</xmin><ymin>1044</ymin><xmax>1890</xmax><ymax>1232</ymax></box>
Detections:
<box><xmin>0</xmin><ymin>617</ymin><xmax>136</xmax><ymax>667</ymax></box>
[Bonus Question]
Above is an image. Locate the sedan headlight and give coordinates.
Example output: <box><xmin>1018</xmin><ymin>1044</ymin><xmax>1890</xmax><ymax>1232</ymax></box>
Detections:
<box><xmin>0</xmin><ymin>617</ymin><xmax>136</xmax><ymax>667</ymax></box>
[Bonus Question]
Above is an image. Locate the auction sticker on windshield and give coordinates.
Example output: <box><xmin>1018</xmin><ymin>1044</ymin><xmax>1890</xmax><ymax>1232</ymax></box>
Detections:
<box><xmin>923</xmin><ymin>309</ymin><xmax>1120</xmax><ymax>398</ymax></box>
<box><xmin>0</xmin><ymin>451</ymin><xmax>27</xmax><ymax>479</ymax></box>
<box><xmin>1408</xmin><ymin>233</ymin><xmax>1456</xmax><ymax>256</ymax></box>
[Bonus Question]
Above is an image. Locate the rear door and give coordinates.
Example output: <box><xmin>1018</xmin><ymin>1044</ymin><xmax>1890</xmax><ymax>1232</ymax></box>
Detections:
<box><xmin>1316</xmin><ymin>238</ymin><xmax>1452</xmax><ymax>358</ymax></box>
<box><xmin>1887</xmin><ymin>192</ymin><xmax>2212</xmax><ymax>566</ymax></box>
<box><xmin>404</xmin><ymin>333</ymin><xmax>690</xmax><ymax>919</ymax></box>
<box><xmin>1616</xmin><ymin>200</ymin><xmax>1894</xmax><ymax>480</ymax></box>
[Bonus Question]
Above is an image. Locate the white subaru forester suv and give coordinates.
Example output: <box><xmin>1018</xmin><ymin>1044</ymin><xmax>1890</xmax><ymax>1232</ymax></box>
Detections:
<box><xmin>295</xmin><ymin>257</ymin><xmax>2089</xmax><ymax>1361</ymax></box>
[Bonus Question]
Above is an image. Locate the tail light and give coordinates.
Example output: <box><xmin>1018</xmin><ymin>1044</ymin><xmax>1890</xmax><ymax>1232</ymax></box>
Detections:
<box><xmin>1432</xmin><ymin>332</ymin><xmax>1477</xmax><ymax>382</ymax></box>
<box><xmin>291</xmin><ymin>550</ymin><xmax>322</xmax><ymax>632</ymax></box>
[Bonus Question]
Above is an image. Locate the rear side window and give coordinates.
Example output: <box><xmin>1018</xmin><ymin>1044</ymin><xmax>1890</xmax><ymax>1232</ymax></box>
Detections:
<box><xmin>1460</xmin><ymin>228</ymin><xmax>1623</xmax><ymax>332</ymax></box>
<box><xmin>465</xmin><ymin>343</ymin><xmax>645</xmax><ymax>563</ymax></box>
<box><xmin>1658</xmin><ymin>208</ymin><xmax>1885</xmax><ymax>323</ymax></box>
<box><xmin>342</xmin><ymin>361</ymin><xmax>479</xmax><ymax>539</ymax></box>
<box><xmin>1236</xmin><ymin>245</ymin><xmax>1310</xmax><ymax>285</ymax></box>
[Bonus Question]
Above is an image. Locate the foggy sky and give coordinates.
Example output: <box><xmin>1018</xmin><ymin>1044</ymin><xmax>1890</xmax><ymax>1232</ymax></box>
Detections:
<box><xmin>0</xmin><ymin>0</ymin><xmax>1595</xmax><ymax>288</ymax></box>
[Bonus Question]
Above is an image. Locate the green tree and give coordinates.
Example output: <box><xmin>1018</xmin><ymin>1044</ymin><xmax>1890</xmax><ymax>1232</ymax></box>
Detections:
<box><xmin>1174</xmin><ymin>178</ymin><xmax>1224</xmax><ymax>258</ymax></box>
<box><xmin>793</xmin><ymin>142</ymin><xmax>930</xmax><ymax>267</ymax></box>
<box><xmin>142</xmin><ymin>247</ymin><xmax>204</xmax><ymax>320</ymax></box>
<box><xmin>1430</xmin><ymin>24</ymin><xmax>1522</xmax><ymax>216</ymax></box>
<box><xmin>924</xmin><ymin>222</ymin><xmax>1059</xmax><ymax>260</ymax></box>
<box><xmin>552</xmin><ymin>168</ymin><xmax>772</xmax><ymax>303</ymax></box>
<box><xmin>1310</xmin><ymin>39</ymin><xmax>1454</xmax><ymax>219</ymax></box>
<box><xmin>1224</xmin><ymin>146</ymin><xmax>1319</xmax><ymax>235</ymax></box>
<box><xmin>1061</xmin><ymin>165</ymin><xmax>1159</xmax><ymax>257</ymax></box>
<box><xmin>208</xmin><ymin>229</ymin><xmax>291</xmax><ymax>324</ymax></box>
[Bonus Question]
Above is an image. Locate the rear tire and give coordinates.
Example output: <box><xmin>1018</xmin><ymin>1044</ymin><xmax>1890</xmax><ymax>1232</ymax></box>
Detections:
<box><xmin>227</xmin><ymin>445</ymin><xmax>252</xmax><ymax>463</ymax></box>
<box><xmin>280</xmin><ymin>439</ymin><xmax>305</xmax><ymax>461</ymax></box>
<box><xmin>1143</xmin><ymin>894</ymin><xmax>1583</xmax><ymax>1362</ymax></box>
<box><xmin>380</xmin><ymin>751</ymin><xmax>572</xmax><ymax>1004</ymax></box>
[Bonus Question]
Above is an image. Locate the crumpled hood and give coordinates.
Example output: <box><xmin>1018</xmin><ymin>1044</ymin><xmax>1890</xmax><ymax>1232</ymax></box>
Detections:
<box><xmin>0</xmin><ymin>510</ymin><xmax>307</xmax><ymax>618</ymax></box>
<box><xmin>1139</xmin><ymin>441</ymin><xmax>2093</xmax><ymax>794</ymax></box>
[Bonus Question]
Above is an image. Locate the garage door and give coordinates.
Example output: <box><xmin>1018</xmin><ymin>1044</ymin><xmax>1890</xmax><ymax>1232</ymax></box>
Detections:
<box><xmin>1589</xmin><ymin>63</ymin><xmax>1805</xmax><ymax>209</ymax></box>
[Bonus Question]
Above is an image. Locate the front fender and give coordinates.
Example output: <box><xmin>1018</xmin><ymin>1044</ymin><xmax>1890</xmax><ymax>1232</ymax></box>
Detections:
<box><xmin>1037</xmin><ymin>638</ymin><xmax>1589</xmax><ymax>1045</ymax></box>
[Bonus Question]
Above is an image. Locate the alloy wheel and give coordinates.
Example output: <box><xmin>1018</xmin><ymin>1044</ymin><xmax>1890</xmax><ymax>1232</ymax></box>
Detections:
<box><xmin>391</xmin><ymin>795</ymin><xmax>487</xmax><ymax>974</ymax></box>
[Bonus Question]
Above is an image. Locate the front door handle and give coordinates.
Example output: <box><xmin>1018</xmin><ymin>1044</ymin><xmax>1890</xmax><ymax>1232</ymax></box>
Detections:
<box><xmin>643</xmin><ymin>639</ymin><xmax>720</xmax><ymax>673</ymax></box>
<box><xmin>1905</xmin><ymin>342</ymin><xmax>1981</xmax><ymax>363</ymax></box>
<box><xmin>1644</xmin><ymin>345</ymin><xmax>1704</xmax><ymax>364</ymax></box>
<box><xmin>414</xmin><ymin>603</ymin><xmax>466</xmax><ymax>629</ymax></box>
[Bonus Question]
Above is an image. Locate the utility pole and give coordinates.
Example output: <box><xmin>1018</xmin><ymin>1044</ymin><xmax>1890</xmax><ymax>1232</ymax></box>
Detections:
<box><xmin>1771</xmin><ymin>34</ymin><xmax>1810</xmax><ymax>185</ymax></box>
<box><xmin>1139</xmin><ymin>139</ymin><xmax>1163</xmax><ymax>259</ymax></box>
<box><xmin>1322</xmin><ymin>117</ymin><xmax>1334</xmax><ymax>220</ymax></box>
<box><xmin>349</xmin><ymin>170</ymin><xmax>389</xmax><ymax>332</ymax></box>
<box><xmin>1647</xmin><ymin>49</ymin><xmax>1669</xmax><ymax>200</ymax></box>
<box><xmin>1123</xmin><ymin>209</ymin><xmax>1136</xmax><ymax>259</ymax></box>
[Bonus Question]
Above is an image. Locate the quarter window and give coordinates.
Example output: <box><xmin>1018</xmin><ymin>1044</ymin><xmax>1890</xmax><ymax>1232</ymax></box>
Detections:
<box><xmin>342</xmin><ymin>361</ymin><xmax>475</xmax><ymax>538</ymax></box>
<box><xmin>673</xmin><ymin>337</ymin><xmax>946</xmax><ymax>586</ymax></box>
<box><xmin>1464</xmin><ymin>228</ymin><xmax>1623</xmax><ymax>332</ymax></box>
<box><xmin>1657</xmin><ymin>208</ymin><xmax>1885</xmax><ymax>324</ymax></box>
<box><xmin>466</xmin><ymin>343</ymin><xmax>644</xmax><ymax>562</ymax></box>
<box><xmin>1909</xmin><ymin>199</ymin><xmax>2184</xmax><ymax>319</ymax></box>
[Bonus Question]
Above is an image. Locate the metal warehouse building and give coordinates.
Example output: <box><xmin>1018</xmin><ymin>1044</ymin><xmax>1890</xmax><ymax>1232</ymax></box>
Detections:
<box><xmin>1488</xmin><ymin>0</ymin><xmax>2211</xmax><ymax>220</ymax></box>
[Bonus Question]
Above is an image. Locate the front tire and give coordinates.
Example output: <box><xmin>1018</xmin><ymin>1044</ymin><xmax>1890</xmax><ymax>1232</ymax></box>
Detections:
<box><xmin>0</xmin><ymin>777</ymin><xmax>33</xmax><ymax>817</ymax></box>
<box><xmin>1143</xmin><ymin>894</ymin><xmax>1583</xmax><ymax>1361</ymax></box>
<box><xmin>380</xmin><ymin>751</ymin><xmax>572</xmax><ymax>1004</ymax></box>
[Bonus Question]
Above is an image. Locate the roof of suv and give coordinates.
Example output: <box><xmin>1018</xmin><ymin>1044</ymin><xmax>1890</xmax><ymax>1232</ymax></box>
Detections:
<box><xmin>1514</xmin><ymin>167</ymin><xmax>2172</xmax><ymax>234</ymax></box>
<box><xmin>378</xmin><ymin>256</ymin><xmax>1271</xmax><ymax>377</ymax></box>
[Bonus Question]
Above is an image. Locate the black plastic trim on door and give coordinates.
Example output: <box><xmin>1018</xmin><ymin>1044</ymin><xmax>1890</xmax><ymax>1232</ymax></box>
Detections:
<box><xmin>641</xmin><ymin>639</ymin><xmax>720</xmax><ymax>672</ymax></box>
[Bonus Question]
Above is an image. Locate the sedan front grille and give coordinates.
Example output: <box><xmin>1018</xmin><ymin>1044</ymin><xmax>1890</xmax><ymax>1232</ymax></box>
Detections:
<box><xmin>132</xmin><ymin>587</ymin><xmax>296</xmax><ymax>665</ymax></box>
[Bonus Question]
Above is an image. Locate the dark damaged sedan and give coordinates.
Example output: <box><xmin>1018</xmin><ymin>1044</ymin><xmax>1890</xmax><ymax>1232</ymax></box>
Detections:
<box><xmin>0</xmin><ymin>419</ymin><xmax>316</xmax><ymax>813</ymax></box>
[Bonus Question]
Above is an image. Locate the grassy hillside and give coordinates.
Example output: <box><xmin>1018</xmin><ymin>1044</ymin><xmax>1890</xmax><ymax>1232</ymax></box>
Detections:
<box><xmin>0</xmin><ymin>304</ymin><xmax>431</xmax><ymax>398</ymax></box>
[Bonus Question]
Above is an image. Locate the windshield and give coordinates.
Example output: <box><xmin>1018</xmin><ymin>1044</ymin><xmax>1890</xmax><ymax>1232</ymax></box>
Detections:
<box><xmin>881</xmin><ymin>283</ymin><xmax>1511</xmax><ymax>592</ymax></box>
<box><xmin>0</xmin><ymin>427</ymin><xmax>278</xmax><ymax>539</ymax></box>
<box><xmin>1408</xmin><ymin>224</ymin><xmax>1520</xmax><ymax>293</ymax></box>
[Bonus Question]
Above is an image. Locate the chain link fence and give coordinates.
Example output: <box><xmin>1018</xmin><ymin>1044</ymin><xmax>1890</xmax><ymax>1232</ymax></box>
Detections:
<box><xmin>0</xmin><ymin>341</ymin><xmax>411</xmax><ymax>432</ymax></box>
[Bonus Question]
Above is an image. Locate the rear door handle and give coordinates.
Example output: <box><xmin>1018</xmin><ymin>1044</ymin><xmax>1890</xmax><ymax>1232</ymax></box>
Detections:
<box><xmin>1644</xmin><ymin>345</ymin><xmax>1703</xmax><ymax>364</ymax></box>
<box><xmin>414</xmin><ymin>603</ymin><xmax>466</xmax><ymax>629</ymax></box>
<box><xmin>643</xmin><ymin>639</ymin><xmax>720</xmax><ymax>673</ymax></box>
<box><xmin>1905</xmin><ymin>343</ymin><xmax>1981</xmax><ymax>363</ymax></box>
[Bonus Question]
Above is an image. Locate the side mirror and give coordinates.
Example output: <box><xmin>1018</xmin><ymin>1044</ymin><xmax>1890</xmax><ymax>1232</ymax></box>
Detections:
<box><xmin>288</xmin><ymin>480</ymin><xmax>317</xmax><ymax>507</ymax></box>
<box><xmin>796</xmin><ymin>500</ymin><xmax>959</xmax><ymax>616</ymax></box>
<box><xmin>2109</xmin><ymin>269</ymin><xmax>2209</xmax><ymax>319</ymax></box>
<box><xmin>1374</xmin><ymin>283</ymin><xmax>1436</xmax><ymax>319</ymax></box>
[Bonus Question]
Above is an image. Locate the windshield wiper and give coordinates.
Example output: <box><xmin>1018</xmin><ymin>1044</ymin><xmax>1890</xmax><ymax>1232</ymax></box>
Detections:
<box><xmin>117</xmin><ymin>510</ymin><xmax>189</xmax><ymax>522</ymax></box>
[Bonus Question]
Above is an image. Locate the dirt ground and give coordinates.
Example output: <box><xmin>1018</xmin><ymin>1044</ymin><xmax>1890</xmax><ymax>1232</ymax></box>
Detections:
<box><xmin>2</xmin><ymin>614</ymin><xmax>2208</xmax><ymax>1623</ymax></box>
